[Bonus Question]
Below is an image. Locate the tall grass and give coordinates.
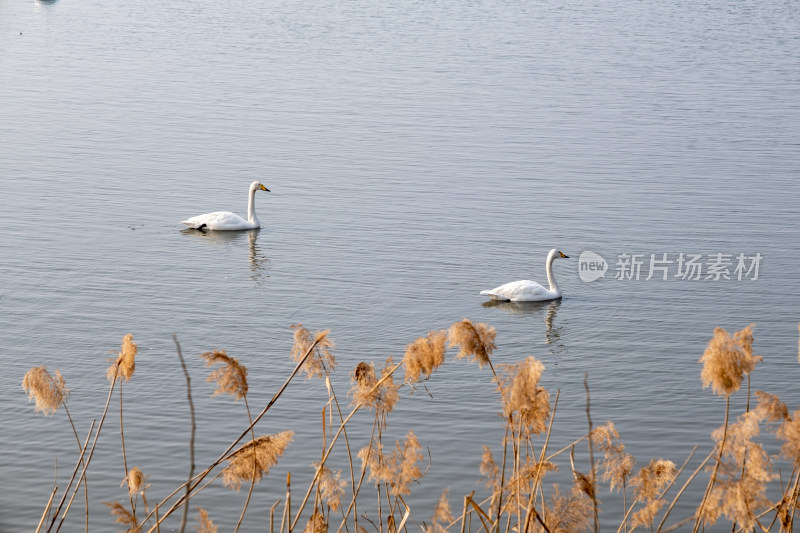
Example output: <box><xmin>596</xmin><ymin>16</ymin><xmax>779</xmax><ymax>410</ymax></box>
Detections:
<box><xmin>21</xmin><ymin>321</ymin><xmax>800</xmax><ymax>532</ymax></box>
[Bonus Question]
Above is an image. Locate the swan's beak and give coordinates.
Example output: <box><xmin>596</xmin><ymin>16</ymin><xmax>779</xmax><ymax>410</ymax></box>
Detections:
<box><xmin>260</xmin><ymin>185</ymin><xmax>270</xmax><ymax>192</ymax></box>
<box><xmin>559</xmin><ymin>252</ymin><xmax>569</xmax><ymax>258</ymax></box>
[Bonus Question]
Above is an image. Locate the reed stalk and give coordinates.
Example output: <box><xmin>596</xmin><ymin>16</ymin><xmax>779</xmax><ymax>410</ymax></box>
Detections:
<box><xmin>52</xmin><ymin>370</ymin><xmax>119</xmax><ymax>533</ymax></box>
<box><xmin>145</xmin><ymin>334</ymin><xmax>325</xmax><ymax>532</ymax></box>
<box><xmin>232</xmin><ymin>395</ymin><xmax>256</xmax><ymax>533</ymax></box>
<box><xmin>289</xmin><ymin>360</ymin><xmax>404</xmax><ymax>531</ymax></box>
<box><xmin>584</xmin><ymin>374</ymin><xmax>599</xmax><ymax>533</ymax></box>
<box><xmin>172</xmin><ymin>335</ymin><xmax>196</xmax><ymax>533</ymax></box>
<box><xmin>119</xmin><ymin>382</ymin><xmax>136</xmax><ymax>525</ymax></box>
<box><xmin>36</xmin><ymin>486</ymin><xmax>59</xmax><ymax>533</ymax></box>
<box><xmin>693</xmin><ymin>395</ymin><xmax>731</xmax><ymax>533</ymax></box>
<box><xmin>522</xmin><ymin>390</ymin><xmax>559</xmax><ymax>533</ymax></box>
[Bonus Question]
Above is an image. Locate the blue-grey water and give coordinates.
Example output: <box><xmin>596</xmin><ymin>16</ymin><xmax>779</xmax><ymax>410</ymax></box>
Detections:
<box><xmin>2</xmin><ymin>0</ymin><xmax>799</xmax><ymax>530</ymax></box>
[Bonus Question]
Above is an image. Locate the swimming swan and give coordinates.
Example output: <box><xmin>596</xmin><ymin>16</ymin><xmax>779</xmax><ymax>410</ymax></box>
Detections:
<box><xmin>182</xmin><ymin>181</ymin><xmax>270</xmax><ymax>231</ymax></box>
<box><xmin>480</xmin><ymin>249</ymin><xmax>569</xmax><ymax>302</ymax></box>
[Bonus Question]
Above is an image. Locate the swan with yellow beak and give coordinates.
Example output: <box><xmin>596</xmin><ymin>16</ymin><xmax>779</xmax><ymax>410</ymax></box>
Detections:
<box><xmin>182</xmin><ymin>181</ymin><xmax>270</xmax><ymax>231</ymax></box>
<box><xmin>481</xmin><ymin>249</ymin><xmax>570</xmax><ymax>302</ymax></box>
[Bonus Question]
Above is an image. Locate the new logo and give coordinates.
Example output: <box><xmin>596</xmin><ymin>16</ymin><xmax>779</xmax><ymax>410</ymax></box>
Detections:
<box><xmin>579</xmin><ymin>251</ymin><xmax>608</xmax><ymax>282</ymax></box>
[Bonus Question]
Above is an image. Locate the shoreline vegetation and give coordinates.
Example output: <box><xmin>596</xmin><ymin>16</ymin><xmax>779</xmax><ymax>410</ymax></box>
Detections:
<box><xmin>21</xmin><ymin>320</ymin><xmax>800</xmax><ymax>533</ymax></box>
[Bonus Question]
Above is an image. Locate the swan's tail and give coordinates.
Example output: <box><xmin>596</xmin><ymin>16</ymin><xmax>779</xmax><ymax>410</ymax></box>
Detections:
<box><xmin>480</xmin><ymin>290</ymin><xmax>505</xmax><ymax>301</ymax></box>
<box><xmin>181</xmin><ymin>218</ymin><xmax>204</xmax><ymax>229</ymax></box>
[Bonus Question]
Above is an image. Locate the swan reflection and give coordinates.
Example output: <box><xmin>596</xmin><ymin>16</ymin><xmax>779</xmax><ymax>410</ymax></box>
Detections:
<box><xmin>246</xmin><ymin>230</ymin><xmax>269</xmax><ymax>286</ymax></box>
<box><xmin>180</xmin><ymin>228</ymin><xmax>269</xmax><ymax>286</ymax></box>
<box><xmin>482</xmin><ymin>299</ymin><xmax>565</xmax><ymax>354</ymax></box>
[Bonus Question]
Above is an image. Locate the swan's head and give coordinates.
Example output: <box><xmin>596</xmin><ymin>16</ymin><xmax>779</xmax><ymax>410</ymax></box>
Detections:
<box><xmin>250</xmin><ymin>181</ymin><xmax>270</xmax><ymax>192</ymax></box>
<box><xmin>549</xmin><ymin>249</ymin><xmax>570</xmax><ymax>261</ymax></box>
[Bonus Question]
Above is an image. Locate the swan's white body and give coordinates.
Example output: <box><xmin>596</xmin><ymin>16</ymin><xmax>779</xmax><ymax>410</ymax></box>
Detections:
<box><xmin>182</xmin><ymin>181</ymin><xmax>269</xmax><ymax>231</ymax></box>
<box><xmin>481</xmin><ymin>249</ymin><xmax>569</xmax><ymax>302</ymax></box>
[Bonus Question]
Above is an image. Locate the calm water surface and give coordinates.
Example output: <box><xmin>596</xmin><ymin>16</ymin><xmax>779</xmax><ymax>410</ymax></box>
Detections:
<box><xmin>1</xmin><ymin>0</ymin><xmax>799</xmax><ymax>530</ymax></box>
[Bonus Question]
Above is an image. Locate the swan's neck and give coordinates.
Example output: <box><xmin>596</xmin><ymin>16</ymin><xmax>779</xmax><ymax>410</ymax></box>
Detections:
<box><xmin>546</xmin><ymin>254</ymin><xmax>560</xmax><ymax>295</ymax></box>
<box><xmin>247</xmin><ymin>186</ymin><xmax>260</xmax><ymax>227</ymax></box>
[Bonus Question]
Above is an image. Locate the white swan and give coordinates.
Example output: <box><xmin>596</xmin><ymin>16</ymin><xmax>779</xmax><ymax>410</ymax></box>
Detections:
<box><xmin>480</xmin><ymin>249</ymin><xmax>570</xmax><ymax>302</ymax></box>
<box><xmin>181</xmin><ymin>181</ymin><xmax>270</xmax><ymax>231</ymax></box>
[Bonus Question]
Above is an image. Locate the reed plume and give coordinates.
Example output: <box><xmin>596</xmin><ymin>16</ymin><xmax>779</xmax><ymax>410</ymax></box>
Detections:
<box><xmin>506</xmin><ymin>456</ymin><xmax>558</xmax><ymax>505</ymax></box>
<box><xmin>403</xmin><ymin>329</ymin><xmax>447</xmax><ymax>384</ymax></box>
<box><xmin>632</xmin><ymin>458</ymin><xmax>676</xmax><ymax>500</ymax></box>
<box><xmin>694</xmin><ymin>324</ymin><xmax>763</xmax><ymax>532</ymax></box>
<box><xmin>701</xmin><ymin>410</ymin><xmax>774</xmax><ymax>529</ymax></box>
<box><xmin>538</xmin><ymin>484</ymin><xmax>592</xmax><ymax>533</ymax></box>
<box><xmin>479</xmin><ymin>445</ymin><xmax>502</xmax><ymax>511</ymax></box>
<box><xmin>777</xmin><ymin>408</ymin><xmax>800</xmax><ymax>468</ymax></box>
<box><xmin>104</xmin><ymin>501</ymin><xmax>139</xmax><ymax>532</ymax></box>
<box><xmin>201</xmin><ymin>350</ymin><xmax>256</xmax><ymax>532</ymax></box>
<box><xmin>201</xmin><ymin>350</ymin><xmax>248</xmax><ymax>400</ymax></box>
<box><xmin>425</xmin><ymin>488</ymin><xmax>453</xmax><ymax>533</ymax></box>
<box><xmin>22</xmin><ymin>366</ymin><xmax>67</xmax><ymax>415</ymax></box>
<box><xmin>304</xmin><ymin>511</ymin><xmax>327</xmax><ymax>533</ymax></box>
<box><xmin>291</xmin><ymin>324</ymin><xmax>335</xmax><ymax>379</ymax></box>
<box><xmin>699</xmin><ymin>324</ymin><xmax>761</xmax><ymax>397</ymax></box>
<box><xmin>350</xmin><ymin>362</ymin><xmax>377</xmax><ymax>403</ymax></box>
<box><xmin>573</xmin><ymin>470</ymin><xmax>596</xmax><ymax>502</ymax></box>
<box><xmin>358</xmin><ymin>440</ymin><xmax>385</xmax><ymax>485</ymax></box>
<box><xmin>107</xmin><ymin>333</ymin><xmax>137</xmax><ymax>382</ymax></box>
<box><xmin>385</xmin><ymin>431</ymin><xmax>423</xmax><ymax>496</ymax></box>
<box><xmin>119</xmin><ymin>467</ymin><xmax>149</xmax><ymax>532</ymax></box>
<box><xmin>222</xmin><ymin>431</ymin><xmax>294</xmax><ymax>491</ymax></box>
<box><xmin>359</xmin><ymin>431</ymin><xmax>423</xmax><ymax>497</ymax></box>
<box><xmin>592</xmin><ymin>422</ymin><xmax>634</xmax><ymax>493</ymax></box>
<box><xmin>122</xmin><ymin>466</ymin><xmax>145</xmax><ymax>497</ymax></box>
<box><xmin>631</xmin><ymin>458</ymin><xmax>676</xmax><ymax>529</ymax></box>
<box><xmin>313</xmin><ymin>462</ymin><xmax>346</xmax><ymax>511</ymax></box>
<box><xmin>480</xmin><ymin>445</ymin><xmax>500</xmax><ymax>490</ymax></box>
<box><xmin>497</xmin><ymin>356</ymin><xmax>550</xmax><ymax>434</ymax></box>
<box><xmin>755</xmin><ymin>390</ymin><xmax>789</xmax><ymax>423</ymax></box>
<box><xmin>196</xmin><ymin>508</ymin><xmax>217</xmax><ymax>533</ymax></box>
<box><xmin>447</xmin><ymin>319</ymin><xmax>495</xmax><ymax>368</ymax></box>
<box><xmin>350</xmin><ymin>358</ymin><xmax>399</xmax><ymax>415</ymax></box>
<box><xmin>377</xmin><ymin>357</ymin><xmax>399</xmax><ymax>414</ymax></box>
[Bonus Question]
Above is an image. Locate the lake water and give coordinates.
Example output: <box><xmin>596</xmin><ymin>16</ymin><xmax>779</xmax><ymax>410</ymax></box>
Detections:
<box><xmin>1</xmin><ymin>0</ymin><xmax>799</xmax><ymax>530</ymax></box>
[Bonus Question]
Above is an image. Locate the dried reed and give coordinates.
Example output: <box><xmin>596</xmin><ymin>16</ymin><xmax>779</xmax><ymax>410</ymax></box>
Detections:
<box><xmin>536</xmin><ymin>484</ymin><xmax>592</xmax><ymax>533</ymax></box>
<box><xmin>173</xmin><ymin>334</ymin><xmax>195</xmax><ymax>533</ymax></box>
<box><xmin>105</xmin><ymin>501</ymin><xmax>139</xmax><ymax>532</ymax></box>
<box><xmin>699</xmin><ymin>324</ymin><xmax>761</xmax><ymax>397</ymax></box>
<box><xmin>403</xmin><ymin>330</ymin><xmax>447</xmax><ymax>384</ymax></box>
<box><xmin>108</xmin><ymin>333</ymin><xmax>137</xmax><ymax>383</ymax></box>
<box><xmin>630</xmin><ymin>459</ymin><xmax>676</xmax><ymax>529</ymax></box>
<box><xmin>358</xmin><ymin>431</ymin><xmax>423</xmax><ymax>497</ymax></box>
<box><xmin>24</xmin><ymin>321</ymin><xmax>800</xmax><ymax>533</ymax></box>
<box><xmin>291</xmin><ymin>324</ymin><xmax>336</xmax><ymax>379</ymax></box>
<box><xmin>426</xmin><ymin>488</ymin><xmax>454</xmax><ymax>533</ymax></box>
<box><xmin>304</xmin><ymin>511</ymin><xmax>327</xmax><ymax>533</ymax></box>
<box><xmin>196</xmin><ymin>508</ymin><xmax>217</xmax><ymax>533</ymax></box>
<box><xmin>695</xmin><ymin>324</ymin><xmax>763</xmax><ymax>533</ymax></box>
<box><xmin>593</xmin><ymin>422</ymin><xmax>634</xmax><ymax>494</ymax></box>
<box><xmin>201</xmin><ymin>350</ymin><xmax>249</xmax><ymax>400</ymax></box>
<box><xmin>350</xmin><ymin>358</ymin><xmax>399</xmax><ymax>416</ymax></box>
<box><xmin>313</xmin><ymin>462</ymin><xmax>346</xmax><ymax>511</ymax></box>
<box><xmin>222</xmin><ymin>432</ymin><xmax>294</xmax><ymax>491</ymax></box>
<box><xmin>122</xmin><ymin>467</ymin><xmax>145</xmax><ymax>497</ymax></box>
<box><xmin>497</xmin><ymin>357</ymin><xmax>550</xmax><ymax>435</ymax></box>
<box><xmin>447</xmin><ymin>319</ymin><xmax>496</xmax><ymax>369</ymax></box>
<box><xmin>22</xmin><ymin>367</ymin><xmax>67</xmax><ymax>415</ymax></box>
